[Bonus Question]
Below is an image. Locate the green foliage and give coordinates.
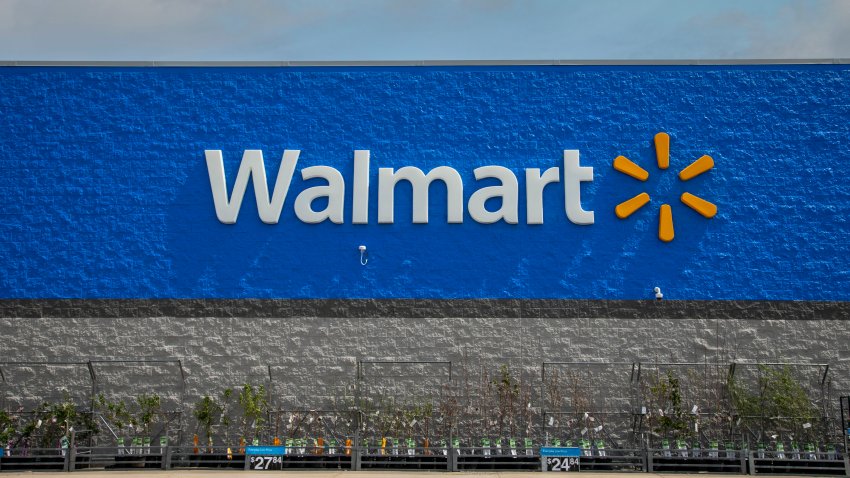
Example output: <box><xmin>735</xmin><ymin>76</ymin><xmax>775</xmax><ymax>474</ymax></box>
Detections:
<box><xmin>15</xmin><ymin>399</ymin><xmax>99</xmax><ymax>448</ymax></box>
<box><xmin>492</xmin><ymin>365</ymin><xmax>519</xmax><ymax>402</ymax></box>
<box><xmin>238</xmin><ymin>384</ymin><xmax>268</xmax><ymax>439</ymax></box>
<box><xmin>731</xmin><ymin>366</ymin><xmax>816</xmax><ymax>420</ymax></box>
<box><xmin>650</xmin><ymin>371</ymin><xmax>690</xmax><ymax>437</ymax></box>
<box><xmin>221</xmin><ymin>388</ymin><xmax>233</xmax><ymax>428</ymax></box>
<box><xmin>0</xmin><ymin>410</ymin><xmax>15</xmax><ymax>443</ymax></box>
<box><xmin>401</xmin><ymin>401</ymin><xmax>433</xmax><ymax>437</ymax></box>
<box><xmin>96</xmin><ymin>393</ymin><xmax>136</xmax><ymax>431</ymax></box>
<box><xmin>491</xmin><ymin>365</ymin><xmax>521</xmax><ymax>436</ymax></box>
<box><xmin>193</xmin><ymin>395</ymin><xmax>224</xmax><ymax>441</ymax></box>
<box><xmin>136</xmin><ymin>393</ymin><xmax>162</xmax><ymax>432</ymax></box>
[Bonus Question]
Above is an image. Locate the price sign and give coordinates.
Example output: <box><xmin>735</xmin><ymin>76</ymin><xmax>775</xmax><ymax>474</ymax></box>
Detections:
<box><xmin>540</xmin><ymin>447</ymin><xmax>580</xmax><ymax>472</ymax></box>
<box><xmin>249</xmin><ymin>455</ymin><xmax>283</xmax><ymax>470</ymax></box>
<box><xmin>545</xmin><ymin>456</ymin><xmax>580</xmax><ymax>472</ymax></box>
<box><xmin>246</xmin><ymin>446</ymin><xmax>286</xmax><ymax>471</ymax></box>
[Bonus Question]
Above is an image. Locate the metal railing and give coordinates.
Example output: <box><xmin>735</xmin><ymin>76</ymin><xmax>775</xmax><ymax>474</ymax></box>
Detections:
<box><xmin>359</xmin><ymin>445</ymin><xmax>446</xmax><ymax>470</ymax></box>
<box><xmin>647</xmin><ymin>448</ymin><xmax>748</xmax><ymax>473</ymax></box>
<box><xmin>2</xmin><ymin>444</ymin><xmax>849</xmax><ymax>474</ymax></box>
<box><xmin>0</xmin><ymin>447</ymin><xmax>67</xmax><ymax>472</ymax></box>
<box><xmin>749</xmin><ymin>449</ymin><xmax>847</xmax><ymax>475</ymax></box>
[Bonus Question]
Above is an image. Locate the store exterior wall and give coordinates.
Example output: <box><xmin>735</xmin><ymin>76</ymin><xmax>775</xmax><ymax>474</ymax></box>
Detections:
<box><xmin>1</xmin><ymin>300</ymin><xmax>848</xmax><ymax>438</ymax></box>
<box><xmin>1</xmin><ymin>62</ymin><xmax>849</xmax><ymax>444</ymax></box>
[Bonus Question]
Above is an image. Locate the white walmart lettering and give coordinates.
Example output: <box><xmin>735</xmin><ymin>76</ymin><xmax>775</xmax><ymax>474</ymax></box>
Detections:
<box><xmin>205</xmin><ymin>149</ymin><xmax>594</xmax><ymax>225</ymax></box>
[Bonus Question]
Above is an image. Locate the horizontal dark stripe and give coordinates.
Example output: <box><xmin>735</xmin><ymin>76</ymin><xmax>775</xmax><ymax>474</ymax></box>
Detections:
<box><xmin>0</xmin><ymin>299</ymin><xmax>848</xmax><ymax>320</ymax></box>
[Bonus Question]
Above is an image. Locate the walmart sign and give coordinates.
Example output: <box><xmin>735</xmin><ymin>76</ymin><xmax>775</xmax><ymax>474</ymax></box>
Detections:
<box><xmin>1</xmin><ymin>64</ymin><xmax>848</xmax><ymax>300</ymax></box>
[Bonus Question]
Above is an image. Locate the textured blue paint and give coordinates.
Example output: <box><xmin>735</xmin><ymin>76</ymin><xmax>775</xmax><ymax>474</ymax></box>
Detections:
<box><xmin>1</xmin><ymin>65</ymin><xmax>848</xmax><ymax>300</ymax></box>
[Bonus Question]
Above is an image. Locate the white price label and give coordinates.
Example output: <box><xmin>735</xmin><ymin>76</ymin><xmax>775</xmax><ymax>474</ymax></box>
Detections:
<box><xmin>250</xmin><ymin>456</ymin><xmax>283</xmax><ymax>470</ymax></box>
<box><xmin>545</xmin><ymin>456</ymin><xmax>579</xmax><ymax>472</ymax></box>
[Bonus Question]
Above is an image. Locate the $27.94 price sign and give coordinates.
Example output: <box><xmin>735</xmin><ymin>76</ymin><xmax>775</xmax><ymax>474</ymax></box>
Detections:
<box><xmin>540</xmin><ymin>447</ymin><xmax>580</xmax><ymax>472</ymax></box>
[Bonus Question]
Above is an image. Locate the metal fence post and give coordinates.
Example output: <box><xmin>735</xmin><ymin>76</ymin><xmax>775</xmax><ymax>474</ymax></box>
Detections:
<box><xmin>352</xmin><ymin>430</ymin><xmax>360</xmax><ymax>471</ymax></box>
<box><xmin>162</xmin><ymin>446</ymin><xmax>170</xmax><ymax>470</ymax></box>
<box><xmin>67</xmin><ymin>431</ymin><xmax>77</xmax><ymax>472</ymax></box>
<box><xmin>244</xmin><ymin>451</ymin><xmax>250</xmax><ymax>470</ymax></box>
<box><xmin>647</xmin><ymin>450</ymin><xmax>654</xmax><ymax>472</ymax></box>
<box><xmin>749</xmin><ymin>451</ymin><xmax>756</xmax><ymax>475</ymax></box>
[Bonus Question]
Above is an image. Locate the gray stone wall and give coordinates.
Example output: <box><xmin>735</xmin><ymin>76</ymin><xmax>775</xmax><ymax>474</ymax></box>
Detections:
<box><xmin>1</xmin><ymin>299</ymin><xmax>848</xmax><ymax>446</ymax></box>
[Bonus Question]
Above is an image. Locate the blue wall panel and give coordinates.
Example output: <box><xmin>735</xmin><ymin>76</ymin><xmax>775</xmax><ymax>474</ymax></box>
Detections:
<box><xmin>1</xmin><ymin>65</ymin><xmax>848</xmax><ymax>300</ymax></box>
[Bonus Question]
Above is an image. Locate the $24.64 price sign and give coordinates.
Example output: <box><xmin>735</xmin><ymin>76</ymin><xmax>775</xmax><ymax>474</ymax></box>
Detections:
<box><xmin>250</xmin><ymin>456</ymin><xmax>282</xmax><ymax>470</ymax></box>
<box><xmin>545</xmin><ymin>456</ymin><xmax>579</xmax><ymax>472</ymax></box>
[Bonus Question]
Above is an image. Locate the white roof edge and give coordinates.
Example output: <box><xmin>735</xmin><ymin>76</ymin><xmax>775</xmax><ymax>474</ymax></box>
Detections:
<box><xmin>0</xmin><ymin>59</ymin><xmax>848</xmax><ymax>67</ymax></box>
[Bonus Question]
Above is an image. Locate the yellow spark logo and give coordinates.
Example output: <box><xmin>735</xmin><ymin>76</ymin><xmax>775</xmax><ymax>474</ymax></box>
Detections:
<box><xmin>613</xmin><ymin>132</ymin><xmax>716</xmax><ymax>242</ymax></box>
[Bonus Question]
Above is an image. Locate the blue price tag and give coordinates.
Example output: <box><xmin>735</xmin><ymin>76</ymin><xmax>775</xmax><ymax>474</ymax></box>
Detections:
<box><xmin>540</xmin><ymin>447</ymin><xmax>581</xmax><ymax>457</ymax></box>
<box><xmin>246</xmin><ymin>446</ymin><xmax>286</xmax><ymax>456</ymax></box>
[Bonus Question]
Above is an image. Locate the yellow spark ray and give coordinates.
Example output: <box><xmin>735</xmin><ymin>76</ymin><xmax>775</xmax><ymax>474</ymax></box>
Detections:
<box><xmin>681</xmin><ymin>192</ymin><xmax>717</xmax><ymax>218</ymax></box>
<box><xmin>615</xmin><ymin>192</ymin><xmax>651</xmax><ymax>219</ymax></box>
<box><xmin>613</xmin><ymin>155</ymin><xmax>649</xmax><ymax>181</ymax></box>
<box><xmin>679</xmin><ymin>155</ymin><xmax>714</xmax><ymax>181</ymax></box>
<box><xmin>659</xmin><ymin>204</ymin><xmax>674</xmax><ymax>242</ymax></box>
<box><xmin>655</xmin><ymin>132</ymin><xmax>670</xmax><ymax>170</ymax></box>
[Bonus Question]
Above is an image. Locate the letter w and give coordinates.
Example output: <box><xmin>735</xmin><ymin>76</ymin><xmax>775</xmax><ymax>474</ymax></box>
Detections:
<box><xmin>205</xmin><ymin>149</ymin><xmax>300</xmax><ymax>224</ymax></box>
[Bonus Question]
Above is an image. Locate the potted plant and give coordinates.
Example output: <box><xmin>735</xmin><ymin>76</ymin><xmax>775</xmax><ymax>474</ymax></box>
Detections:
<box><xmin>193</xmin><ymin>395</ymin><xmax>224</xmax><ymax>451</ymax></box>
<box><xmin>134</xmin><ymin>393</ymin><xmax>163</xmax><ymax>466</ymax></box>
<box><xmin>238</xmin><ymin>384</ymin><xmax>268</xmax><ymax>446</ymax></box>
<box><xmin>96</xmin><ymin>394</ymin><xmax>140</xmax><ymax>467</ymax></box>
<box><xmin>0</xmin><ymin>410</ymin><xmax>15</xmax><ymax>460</ymax></box>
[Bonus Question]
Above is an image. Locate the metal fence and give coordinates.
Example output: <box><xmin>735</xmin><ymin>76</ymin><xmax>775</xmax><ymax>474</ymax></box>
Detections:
<box><xmin>3</xmin><ymin>442</ymin><xmax>850</xmax><ymax>474</ymax></box>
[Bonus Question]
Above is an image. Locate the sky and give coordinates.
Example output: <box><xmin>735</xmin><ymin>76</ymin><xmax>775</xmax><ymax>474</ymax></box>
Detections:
<box><xmin>0</xmin><ymin>0</ymin><xmax>849</xmax><ymax>61</ymax></box>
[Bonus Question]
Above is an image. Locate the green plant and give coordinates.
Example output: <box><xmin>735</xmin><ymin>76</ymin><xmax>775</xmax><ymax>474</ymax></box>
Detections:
<box><xmin>0</xmin><ymin>410</ymin><xmax>15</xmax><ymax>444</ymax></box>
<box><xmin>437</xmin><ymin>383</ymin><xmax>460</xmax><ymax>439</ymax></box>
<box><xmin>649</xmin><ymin>371</ymin><xmax>690</xmax><ymax>438</ymax></box>
<box><xmin>136</xmin><ymin>393</ymin><xmax>162</xmax><ymax>434</ymax></box>
<box><xmin>238</xmin><ymin>384</ymin><xmax>268</xmax><ymax>441</ymax></box>
<box><xmin>491</xmin><ymin>365</ymin><xmax>519</xmax><ymax>436</ymax></box>
<box><xmin>17</xmin><ymin>398</ymin><xmax>100</xmax><ymax>448</ymax></box>
<box><xmin>730</xmin><ymin>365</ymin><xmax>818</xmax><ymax>440</ymax></box>
<box><xmin>194</xmin><ymin>395</ymin><xmax>224</xmax><ymax>443</ymax></box>
<box><xmin>221</xmin><ymin>388</ymin><xmax>233</xmax><ymax>428</ymax></box>
<box><xmin>399</xmin><ymin>401</ymin><xmax>433</xmax><ymax>439</ymax></box>
<box><xmin>97</xmin><ymin>393</ymin><xmax>136</xmax><ymax>436</ymax></box>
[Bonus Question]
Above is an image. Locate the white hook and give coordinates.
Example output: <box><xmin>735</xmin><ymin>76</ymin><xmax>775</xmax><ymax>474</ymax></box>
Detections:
<box><xmin>358</xmin><ymin>245</ymin><xmax>368</xmax><ymax>265</ymax></box>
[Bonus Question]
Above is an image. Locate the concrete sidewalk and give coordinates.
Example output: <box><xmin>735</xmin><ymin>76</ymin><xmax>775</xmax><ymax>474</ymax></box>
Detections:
<box><xmin>0</xmin><ymin>472</ymin><xmax>800</xmax><ymax>478</ymax></box>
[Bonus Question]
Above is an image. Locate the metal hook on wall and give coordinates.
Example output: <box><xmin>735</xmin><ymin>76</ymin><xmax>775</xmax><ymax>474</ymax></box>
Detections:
<box><xmin>358</xmin><ymin>245</ymin><xmax>368</xmax><ymax>265</ymax></box>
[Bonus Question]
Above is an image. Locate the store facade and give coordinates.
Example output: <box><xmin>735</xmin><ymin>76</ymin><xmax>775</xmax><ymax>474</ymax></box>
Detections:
<box><xmin>1</xmin><ymin>61</ymin><xmax>849</xmax><ymax>451</ymax></box>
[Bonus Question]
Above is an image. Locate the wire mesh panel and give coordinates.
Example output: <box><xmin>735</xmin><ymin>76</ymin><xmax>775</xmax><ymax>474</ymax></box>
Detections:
<box><xmin>0</xmin><ymin>362</ymin><xmax>96</xmax><ymax>450</ymax></box>
<box><xmin>188</xmin><ymin>368</ymin><xmax>271</xmax><ymax>447</ymax></box>
<box><xmin>268</xmin><ymin>359</ymin><xmax>356</xmax><ymax>448</ymax></box>
<box><xmin>729</xmin><ymin>362</ymin><xmax>837</xmax><ymax>452</ymax></box>
<box><xmin>542</xmin><ymin>362</ymin><xmax>638</xmax><ymax>450</ymax></box>
<box><xmin>271</xmin><ymin>360</ymin><xmax>355</xmax><ymax>412</ymax></box>
<box><xmin>439</xmin><ymin>358</ymin><xmax>542</xmax><ymax>456</ymax></box>
<box><xmin>637</xmin><ymin>362</ymin><xmax>735</xmax><ymax>450</ymax></box>
<box><xmin>90</xmin><ymin>360</ymin><xmax>185</xmax><ymax>448</ymax></box>
<box><xmin>357</xmin><ymin>361</ymin><xmax>451</xmax><ymax>454</ymax></box>
<box><xmin>0</xmin><ymin>362</ymin><xmax>93</xmax><ymax>411</ymax></box>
